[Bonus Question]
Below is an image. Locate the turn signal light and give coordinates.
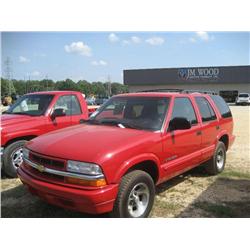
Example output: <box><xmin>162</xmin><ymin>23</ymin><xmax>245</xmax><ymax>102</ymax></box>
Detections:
<box><xmin>65</xmin><ymin>177</ymin><xmax>107</xmax><ymax>187</ymax></box>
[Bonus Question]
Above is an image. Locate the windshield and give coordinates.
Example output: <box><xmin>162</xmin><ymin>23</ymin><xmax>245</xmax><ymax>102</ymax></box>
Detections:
<box><xmin>239</xmin><ymin>94</ymin><xmax>249</xmax><ymax>98</ymax></box>
<box><xmin>6</xmin><ymin>94</ymin><xmax>54</xmax><ymax>116</ymax></box>
<box><xmin>88</xmin><ymin>96</ymin><xmax>170</xmax><ymax>131</ymax></box>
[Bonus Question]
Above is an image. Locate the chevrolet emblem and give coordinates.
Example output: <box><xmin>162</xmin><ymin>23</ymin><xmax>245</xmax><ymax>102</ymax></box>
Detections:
<box><xmin>37</xmin><ymin>164</ymin><xmax>45</xmax><ymax>172</ymax></box>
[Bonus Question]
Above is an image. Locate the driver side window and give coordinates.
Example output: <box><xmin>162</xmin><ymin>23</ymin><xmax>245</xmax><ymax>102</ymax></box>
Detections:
<box><xmin>170</xmin><ymin>97</ymin><xmax>198</xmax><ymax>126</ymax></box>
<box><xmin>54</xmin><ymin>95</ymin><xmax>81</xmax><ymax>116</ymax></box>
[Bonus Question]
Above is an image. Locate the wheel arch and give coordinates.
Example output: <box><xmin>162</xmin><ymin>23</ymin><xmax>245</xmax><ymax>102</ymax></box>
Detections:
<box><xmin>5</xmin><ymin>135</ymin><xmax>38</xmax><ymax>147</ymax></box>
<box><xmin>217</xmin><ymin>133</ymin><xmax>229</xmax><ymax>151</ymax></box>
<box><xmin>113</xmin><ymin>154</ymin><xmax>160</xmax><ymax>184</ymax></box>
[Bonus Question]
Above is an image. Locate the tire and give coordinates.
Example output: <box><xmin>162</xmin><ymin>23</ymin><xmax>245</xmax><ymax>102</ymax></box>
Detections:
<box><xmin>3</xmin><ymin>140</ymin><xmax>27</xmax><ymax>178</ymax></box>
<box><xmin>204</xmin><ymin>141</ymin><xmax>226</xmax><ymax>175</ymax></box>
<box><xmin>111</xmin><ymin>170</ymin><xmax>155</xmax><ymax>218</ymax></box>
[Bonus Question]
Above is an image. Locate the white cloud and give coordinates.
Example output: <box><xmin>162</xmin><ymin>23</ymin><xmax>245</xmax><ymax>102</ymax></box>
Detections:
<box><xmin>91</xmin><ymin>60</ymin><xmax>107</xmax><ymax>66</ymax></box>
<box><xmin>108</xmin><ymin>33</ymin><xmax>119</xmax><ymax>43</ymax></box>
<box><xmin>19</xmin><ymin>56</ymin><xmax>30</xmax><ymax>63</ymax></box>
<box><xmin>195</xmin><ymin>31</ymin><xmax>215</xmax><ymax>41</ymax></box>
<box><xmin>64</xmin><ymin>41</ymin><xmax>92</xmax><ymax>57</ymax></box>
<box><xmin>122</xmin><ymin>36</ymin><xmax>142</xmax><ymax>45</ymax></box>
<box><xmin>145</xmin><ymin>37</ymin><xmax>165</xmax><ymax>46</ymax></box>
<box><xmin>131</xmin><ymin>36</ymin><xmax>141</xmax><ymax>44</ymax></box>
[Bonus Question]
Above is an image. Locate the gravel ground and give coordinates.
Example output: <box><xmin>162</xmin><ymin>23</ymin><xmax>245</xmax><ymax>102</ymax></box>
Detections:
<box><xmin>1</xmin><ymin>105</ymin><xmax>250</xmax><ymax>218</ymax></box>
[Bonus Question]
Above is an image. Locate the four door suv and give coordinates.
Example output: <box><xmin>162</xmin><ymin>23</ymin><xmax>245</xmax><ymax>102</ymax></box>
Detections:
<box><xmin>17</xmin><ymin>91</ymin><xmax>235</xmax><ymax>218</ymax></box>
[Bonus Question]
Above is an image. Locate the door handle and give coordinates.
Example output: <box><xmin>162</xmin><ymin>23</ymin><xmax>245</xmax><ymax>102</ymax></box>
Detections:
<box><xmin>216</xmin><ymin>125</ymin><xmax>220</xmax><ymax>130</ymax></box>
<box><xmin>196</xmin><ymin>131</ymin><xmax>202</xmax><ymax>136</ymax></box>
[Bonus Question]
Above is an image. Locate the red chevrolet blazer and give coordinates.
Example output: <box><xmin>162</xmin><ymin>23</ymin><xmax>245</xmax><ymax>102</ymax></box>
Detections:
<box><xmin>17</xmin><ymin>92</ymin><xmax>235</xmax><ymax>218</ymax></box>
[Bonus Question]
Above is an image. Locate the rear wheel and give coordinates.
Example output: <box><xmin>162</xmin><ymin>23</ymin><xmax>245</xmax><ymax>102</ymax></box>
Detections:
<box><xmin>3</xmin><ymin>140</ymin><xmax>27</xmax><ymax>178</ymax></box>
<box><xmin>112</xmin><ymin>170</ymin><xmax>155</xmax><ymax>218</ymax></box>
<box><xmin>204</xmin><ymin>141</ymin><xmax>226</xmax><ymax>175</ymax></box>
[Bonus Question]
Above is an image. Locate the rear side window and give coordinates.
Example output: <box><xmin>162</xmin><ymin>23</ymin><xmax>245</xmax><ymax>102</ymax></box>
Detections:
<box><xmin>171</xmin><ymin>97</ymin><xmax>198</xmax><ymax>125</ymax></box>
<box><xmin>195</xmin><ymin>97</ymin><xmax>217</xmax><ymax>122</ymax></box>
<box><xmin>210</xmin><ymin>95</ymin><xmax>232</xmax><ymax>118</ymax></box>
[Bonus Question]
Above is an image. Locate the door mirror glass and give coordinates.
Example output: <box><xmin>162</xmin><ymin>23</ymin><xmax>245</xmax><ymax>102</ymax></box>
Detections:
<box><xmin>51</xmin><ymin>108</ymin><xmax>66</xmax><ymax>119</ymax></box>
<box><xmin>169</xmin><ymin>117</ymin><xmax>191</xmax><ymax>131</ymax></box>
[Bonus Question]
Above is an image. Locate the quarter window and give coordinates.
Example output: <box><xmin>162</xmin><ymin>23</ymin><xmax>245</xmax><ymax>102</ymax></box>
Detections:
<box><xmin>210</xmin><ymin>95</ymin><xmax>232</xmax><ymax>118</ymax></box>
<box><xmin>195</xmin><ymin>97</ymin><xmax>217</xmax><ymax>122</ymax></box>
<box><xmin>170</xmin><ymin>97</ymin><xmax>198</xmax><ymax>125</ymax></box>
<box><xmin>54</xmin><ymin>95</ymin><xmax>81</xmax><ymax>115</ymax></box>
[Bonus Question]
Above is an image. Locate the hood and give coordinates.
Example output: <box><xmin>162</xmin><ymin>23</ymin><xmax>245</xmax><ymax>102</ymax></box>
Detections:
<box><xmin>1</xmin><ymin>114</ymin><xmax>38</xmax><ymax>127</ymax></box>
<box><xmin>27</xmin><ymin>124</ymin><xmax>154</xmax><ymax>163</ymax></box>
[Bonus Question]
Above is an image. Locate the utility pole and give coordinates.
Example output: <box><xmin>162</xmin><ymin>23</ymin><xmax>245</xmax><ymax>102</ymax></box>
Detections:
<box><xmin>45</xmin><ymin>74</ymin><xmax>48</xmax><ymax>91</ymax></box>
<box><xmin>4</xmin><ymin>57</ymin><xmax>15</xmax><ymax>96</ymax></box>
<box><xmin>107</xmin><ymin>75</ymin><xmax>111</xmax><ymax>97</ymax></box>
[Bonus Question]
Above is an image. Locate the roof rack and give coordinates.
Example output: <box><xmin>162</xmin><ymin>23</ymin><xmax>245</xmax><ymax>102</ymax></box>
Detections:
<box><xmin>138</xmin><ymin>88</ymin><xmax>182</xmax><ymax>93</ymax></box>
<box><xmin>137</xmin><ymin>89</ymin><xmax>217</xmax><ymax>95</ymax></box>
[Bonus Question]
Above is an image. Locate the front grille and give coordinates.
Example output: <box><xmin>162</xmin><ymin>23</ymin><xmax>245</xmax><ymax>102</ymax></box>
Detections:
<box><xmin>30</xmin><ymin>152</ymin><xmax>65</xmax><ymax>169</ymax></box>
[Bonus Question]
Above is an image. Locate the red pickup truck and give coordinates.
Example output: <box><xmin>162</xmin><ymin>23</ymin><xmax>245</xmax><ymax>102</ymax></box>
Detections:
<box><xmin>17</xmin><ymin>91</ymin><xmax>235</xmax><ymax>217</ymax></box>
<box><xmin>1</xmin><ymin>91</ymin><xmax>94</xmax><ymax>177</ymax></box>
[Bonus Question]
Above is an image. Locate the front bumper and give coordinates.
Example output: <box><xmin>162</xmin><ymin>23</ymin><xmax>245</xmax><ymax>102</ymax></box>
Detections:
<box><xmin>236</xmin><ymin>100</ymin><xmax>250</xmax><ymax>104</ymax></box>
<box><xmin>17</xmin><ymin>166</ymin><xmax>118</xmax><ymax>214</ymax></box>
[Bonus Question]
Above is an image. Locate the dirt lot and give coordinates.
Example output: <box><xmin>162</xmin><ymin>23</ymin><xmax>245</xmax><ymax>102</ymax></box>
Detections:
<box><xmin>1</xmin><ymin>105</ymin><xmax>250</xmax><ymax>218</ymax></box>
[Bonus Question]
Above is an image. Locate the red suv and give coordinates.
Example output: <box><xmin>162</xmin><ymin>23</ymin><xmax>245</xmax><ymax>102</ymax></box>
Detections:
<box><xmin>17</xmin><ymin>91</ymin><xmax>235</xmax><ymax>218</ymax></box>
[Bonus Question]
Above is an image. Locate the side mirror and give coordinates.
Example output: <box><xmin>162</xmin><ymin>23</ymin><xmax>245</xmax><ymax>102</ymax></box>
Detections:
<box><xmin>169</xmin><ymin>117</ymin><xmax>191</xmax><ymax>131</ymax></box>
<box><xmin>51</xmin><ymin>108</ymin><xmax>66</xmax><ymax>119</ymax></box>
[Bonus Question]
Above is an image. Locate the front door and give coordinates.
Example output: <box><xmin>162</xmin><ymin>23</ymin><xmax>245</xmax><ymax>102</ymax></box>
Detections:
<box><xmin>162</xmin><ymin>97</ymin><xmax>202</xmax><ymax>179</ymax></box>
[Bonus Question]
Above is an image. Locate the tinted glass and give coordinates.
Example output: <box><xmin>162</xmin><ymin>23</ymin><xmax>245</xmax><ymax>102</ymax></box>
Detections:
<box><xmin>89</xmin><ymin>97</ymin><xmax>170</xmax><ymax>131</ymax></box>
<box><xmin>54</xmin><ymin>95</ymin><xmax>81</xmax><ymax>115</ymax></box>
<box><xmin>7</xmin><ymin>94</ymin><xmax>54</xmax><ymax>116</ymax></box>
<box><xmin>239</xmin><ymin>94</ymin><xmax>249</xmax><ymax>98</ymax></box>
<box><xmin>210</xmin><ymin>95</ymin><xmax>232</xmax><ymax>118</ymax></box>
<box><xmin>195</xmin><ymin>97</ymin><xmax>217</xmax><ymax>122</ymax></box>
<box><xmin>171</xmin><ymin>97</ymin><xmax>198</xmax><ymax>125</ymax></box>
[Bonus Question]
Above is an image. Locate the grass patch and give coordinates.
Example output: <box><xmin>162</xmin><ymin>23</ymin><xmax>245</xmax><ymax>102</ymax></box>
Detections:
<box><xmin>220</xmin><ymin>170</ymin><xmax>250</xmax><ymax>179</ymax></box>
<box><xmin>154</xmin><ymin>199</ymin><xmax>182</xmax><ymax>212</ymax></box>
<box><xmin>194</xmin><ymin>202</ymin><xmax>236</xmax><ymax>217</ymax></box>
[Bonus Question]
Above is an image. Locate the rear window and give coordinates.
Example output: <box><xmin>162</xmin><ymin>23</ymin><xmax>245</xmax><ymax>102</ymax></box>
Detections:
<box><xmin>210</xmin><ymin>95</ymin><xmax>232</xmax><ymax>118</ymax></box>
<box><xmin>239</xmin><ymin>94</ymin><xmax>249</xmax><ymax>98</ymax></box>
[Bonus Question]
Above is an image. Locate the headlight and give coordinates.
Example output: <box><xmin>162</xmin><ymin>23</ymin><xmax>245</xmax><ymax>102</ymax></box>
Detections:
<box><xmin>22</xmin><ymin>148</ymin><xmax>30</xmax><ymax>159</ymax></box>
<box><xmin>67</xmin><ymin>160</ymin><xmax>103</xmax><ymax>176</ymax></box>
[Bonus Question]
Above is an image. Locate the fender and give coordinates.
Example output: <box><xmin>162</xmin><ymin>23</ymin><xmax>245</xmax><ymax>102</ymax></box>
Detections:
<box><xmin>4</xmin><ymin>129</ymin><xmax>42</xmax><ymax>146</ymax></box>
<box><xmin>113</xmin><ymin>153</ymin><xmax>161</xmax><ymax>183</ymax></box>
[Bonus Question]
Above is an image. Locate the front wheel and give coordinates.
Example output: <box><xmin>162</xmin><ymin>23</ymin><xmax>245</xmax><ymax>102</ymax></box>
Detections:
<box><xmin>111</xmin><ymin>170</ymin><xmax>155</xmax><ymax>218</ymax></box>
<box><xmin>204</xmin><ymin>141</ymin><xmax>226</xmax><ymax>175</ymax></box>
<box><xmin>3</xmin><ymin>140</ymin><xmax>27</xmax><ymax>178</ymax></box>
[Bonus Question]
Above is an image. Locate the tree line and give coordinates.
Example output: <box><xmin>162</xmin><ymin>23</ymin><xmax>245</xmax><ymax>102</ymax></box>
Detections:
<box><xmin>1</xmin><ymin>78</ymin><xmax>128</xmax><ymax>97</ymax></box>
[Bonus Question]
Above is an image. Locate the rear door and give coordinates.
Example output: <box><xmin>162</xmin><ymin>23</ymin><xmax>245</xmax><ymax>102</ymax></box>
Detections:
<box><xmin>162</xmin><ymin>97</ymin><xmax>202</xmax><ymax>177</ymax></box>
<box><xmin>194</xmin><ymin>96</ymin><xmax>219</xmax><ymax>161</ymax></box>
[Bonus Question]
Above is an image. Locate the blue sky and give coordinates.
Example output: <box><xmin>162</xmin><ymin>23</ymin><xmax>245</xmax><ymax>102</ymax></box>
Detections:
<box><xmin>1</xmin><ymin>32</ymin><xmax>249</xmax><ymax>83</ymax></box>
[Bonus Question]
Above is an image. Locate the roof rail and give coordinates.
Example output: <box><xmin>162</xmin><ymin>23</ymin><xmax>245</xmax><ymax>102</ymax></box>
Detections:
<box><xmin>137</xmin><ymin>89</ymin><xmax>217</xmax><ymax>95</ymax></box>
<box><xmin>137</xmin><ymin>88</ymin><xmax>182</xmax><ymax>93</ymax></box>
<box><xmin>181</xmin><ymin>90</ymin><xmax>218</xmax><ymax>95</ymax></box>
